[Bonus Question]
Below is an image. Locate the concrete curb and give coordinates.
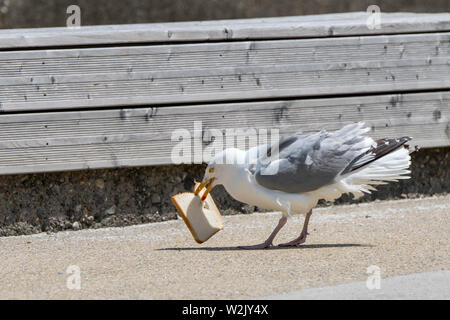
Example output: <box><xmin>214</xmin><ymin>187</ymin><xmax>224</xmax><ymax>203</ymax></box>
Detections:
<box><xmin>262</xmin><ymin>270</ymin><xmax>450</xmax><ymax>300</ymax></box>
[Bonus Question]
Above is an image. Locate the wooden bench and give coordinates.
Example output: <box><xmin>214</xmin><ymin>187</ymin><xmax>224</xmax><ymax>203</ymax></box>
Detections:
<box><xmin>0</xmin><ymin>12</ymin><xmax>449</xmax><ymax>175</ymax></box>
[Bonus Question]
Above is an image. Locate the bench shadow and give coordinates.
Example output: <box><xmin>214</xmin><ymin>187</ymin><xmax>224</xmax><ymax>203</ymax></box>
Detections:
<box><xmin>157</xmin><ymin>243</ymin><xmax>374</xmax><ymax>251</ymax></box>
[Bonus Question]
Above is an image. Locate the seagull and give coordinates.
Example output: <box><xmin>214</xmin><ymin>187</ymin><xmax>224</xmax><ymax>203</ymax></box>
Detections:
<box><xmin>194</xmin><ymin>122</ymin><xmax>412</xmax><ymax>249</ymax></box>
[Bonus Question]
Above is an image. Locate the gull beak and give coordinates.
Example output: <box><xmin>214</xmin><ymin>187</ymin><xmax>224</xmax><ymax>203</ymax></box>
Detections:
<box><xmin>194</xmin><ymin>178</ymin><xmax>215</xmax><ymax>201</ymax></box>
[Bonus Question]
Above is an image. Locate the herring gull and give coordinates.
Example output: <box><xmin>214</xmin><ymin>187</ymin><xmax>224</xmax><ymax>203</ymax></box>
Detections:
<box><xmin>194</xmin><ymin>122</ymin><xmax>412</xmax><ymax>249</ymax></box>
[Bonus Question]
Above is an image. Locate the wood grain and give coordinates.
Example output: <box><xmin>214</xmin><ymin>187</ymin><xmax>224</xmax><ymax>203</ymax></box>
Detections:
<box><xmin>0</xmin><ymin>12</ymin><xmax>449</xmax><ymax>49</ymax></box>
<box><xmin>1</xmin><ymin>12</ymin><xmax>449</xmax><ymax>174</ymax></box>
<box><xmin>0</xmin><ymin>91</ymin><xmax>447</xmax><ymax>175</ymax></box>
<box><xmin>0</xmin><ymin>32</ymin><xmax>449</xmax><ymax>112</ymax></box>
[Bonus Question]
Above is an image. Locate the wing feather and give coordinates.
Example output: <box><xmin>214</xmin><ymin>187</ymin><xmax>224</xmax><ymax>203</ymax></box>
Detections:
<box><xmin>253</xmin><ymin>123</ymin><xmax>374</xmax><ymax>193</ymax></box>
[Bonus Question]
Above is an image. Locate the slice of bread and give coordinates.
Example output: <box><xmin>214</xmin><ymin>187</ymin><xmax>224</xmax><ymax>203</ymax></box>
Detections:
<box><xmin>171</xmin><ymin>184</ymin><xmax>223</xmax><ymax>244</ymax></box>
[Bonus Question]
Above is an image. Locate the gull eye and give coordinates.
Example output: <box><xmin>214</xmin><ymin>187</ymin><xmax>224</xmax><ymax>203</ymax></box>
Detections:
<box><xmin>208</xmin><ymin>167</ymin><xmax>214</xmax><ymax>173</ymax></box>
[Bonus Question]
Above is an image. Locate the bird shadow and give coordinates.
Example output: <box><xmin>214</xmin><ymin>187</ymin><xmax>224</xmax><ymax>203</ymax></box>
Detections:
<box><xmin>157</xmin><ymin>243</ymin><xmax>374</xmax><ymax>251</ymax></box>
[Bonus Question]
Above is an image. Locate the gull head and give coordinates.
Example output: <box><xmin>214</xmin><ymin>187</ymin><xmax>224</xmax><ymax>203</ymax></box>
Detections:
<box><xmin>194</xmin><ymin>148</ymin><xmax>246</xmax><ymax>201</ymax></box>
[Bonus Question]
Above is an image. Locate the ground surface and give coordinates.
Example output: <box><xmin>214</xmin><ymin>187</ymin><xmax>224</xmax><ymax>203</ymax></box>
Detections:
<box><xmin>0</xmin><ymin>195</ymin><xmax>448</xmax><ymax>299</ymax></box>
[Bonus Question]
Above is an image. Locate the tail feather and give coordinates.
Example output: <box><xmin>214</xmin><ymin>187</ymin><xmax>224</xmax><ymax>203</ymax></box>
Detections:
<box><xmin>308</xmin><ymin>126</ymin><xmax>413</xmax><ymax>202</ymax></box>
<box><xmin>339</xmin><ymin>145</ymin><xmax>412</xmax><ymax>198</ymax></box>
<box><xmin>342</xmin><ymin>136</ymin><xmax>411</xmax><ymax>174</ymax></box>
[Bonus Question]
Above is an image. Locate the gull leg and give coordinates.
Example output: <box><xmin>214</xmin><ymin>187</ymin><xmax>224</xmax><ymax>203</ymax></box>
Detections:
<box><xmin>238</xmin><ymin>216</ymin><xmax>287</xmax><ymax>250</ymax></box>
<box><xmin>278</xmin><ymin>209</ymin><xmax>312</xmax><ymax>247</ymax></box>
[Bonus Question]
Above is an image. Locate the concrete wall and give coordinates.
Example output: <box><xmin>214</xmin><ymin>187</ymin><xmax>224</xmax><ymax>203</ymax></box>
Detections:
<box><xmin>0</xmin><ymin>147</ymin><xmax>448</xmax><ymax>236</ymax></box>
<box><xmin>0</xmin><ymin>0</ymin><xmax>449</xmax><ymax>29</ymax></box>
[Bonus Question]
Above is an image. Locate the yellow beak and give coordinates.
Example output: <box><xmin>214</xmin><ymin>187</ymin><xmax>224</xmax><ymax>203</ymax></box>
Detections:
<box><xmin>194</xmin><ymin>178</ymin><xmax>215</xmax><ymax>201</ymax></box>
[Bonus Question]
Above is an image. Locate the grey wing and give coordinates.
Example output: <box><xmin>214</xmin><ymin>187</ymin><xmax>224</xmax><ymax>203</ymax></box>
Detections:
<box><xmin>254</xmin><ymin>123</ymin><xmax>374</xmax><ymax>193</ymax></box>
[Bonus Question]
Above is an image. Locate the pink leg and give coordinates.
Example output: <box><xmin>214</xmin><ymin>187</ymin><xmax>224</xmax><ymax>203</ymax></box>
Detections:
<box><xmin>278</xmin><ymin>209</ymin><xmax>312</xmax><ymax>247</ymax></box>
<box><xmin>239</xmin><ymin>216</ymin><xmax>287</xmax><ymax>249</ymax></box>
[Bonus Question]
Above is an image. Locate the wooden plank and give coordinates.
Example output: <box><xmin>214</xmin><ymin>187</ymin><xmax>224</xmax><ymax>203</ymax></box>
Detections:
<box><xmin>0</xmin><ymin>12</ymin><xmax>449</xmax><ymax>49</ymax></box>
<box><xmin>0</xmin><ymin>91</ymin><xmax>448</xmax><ymax>175</ymax></box>
<box><xmin>1</xmin><ymin>32</ymin><xmax>450</xmax><ymax>112</ymax></box>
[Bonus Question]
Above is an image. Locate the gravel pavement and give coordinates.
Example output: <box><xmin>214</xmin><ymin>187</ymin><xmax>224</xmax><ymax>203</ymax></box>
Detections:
<box><xmin>0</xmin><ymin>195</ymin><xmax>449</xmax><ymax>299</ymax></box>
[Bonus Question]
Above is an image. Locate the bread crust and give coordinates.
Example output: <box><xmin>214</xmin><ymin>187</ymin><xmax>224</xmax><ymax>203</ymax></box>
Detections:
<box><xmin>171</xmin><ymin>189</ymin><xmax>223</xmax><ymax>244</ymax></box>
